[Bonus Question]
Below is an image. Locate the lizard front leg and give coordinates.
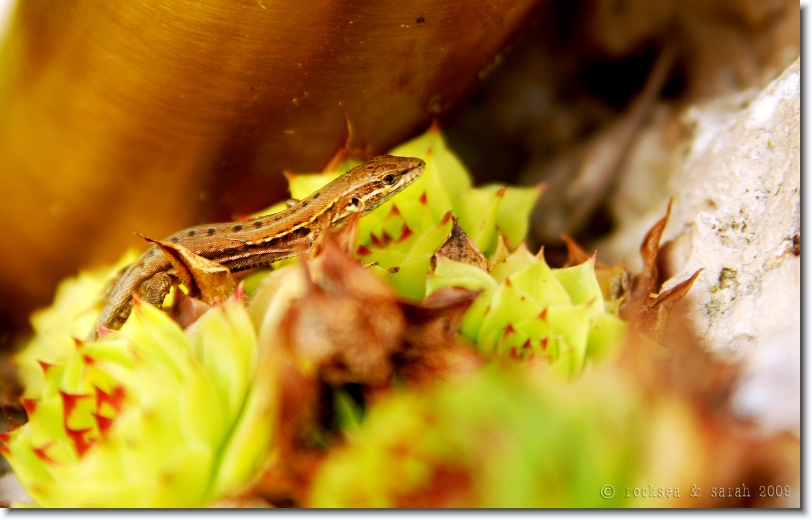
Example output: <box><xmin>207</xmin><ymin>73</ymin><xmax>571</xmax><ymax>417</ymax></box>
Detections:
<box><xmin>102</xmin><ymin>271</ymin><xmax>173</xmax><ymax>334</ymax></box>
<box><xmin>138</xmin><ymin>271</ymin><xmax>174</xmax><ymax>311</ymax></box>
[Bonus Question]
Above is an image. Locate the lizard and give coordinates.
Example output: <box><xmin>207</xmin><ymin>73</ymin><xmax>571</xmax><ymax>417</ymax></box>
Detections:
<box><xmin>90</xmin><ymin>154</ymin><xmax>426</xmax><ymax>338</ymax></box>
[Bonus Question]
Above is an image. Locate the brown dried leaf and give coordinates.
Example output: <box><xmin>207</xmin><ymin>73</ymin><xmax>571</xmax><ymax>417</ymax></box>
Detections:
<box><xmin>561</xmin><ymin>234</ymin><xmax>593</xmax><ymax>268</ymax></box>
<box><xmin>285</xmin><ymin>235</ymin><xmax>405</xmax><ymax>387</ymax></box>
<box><xmin>431</xmin><ymin>216</ymin><xmax>490</xmax><ymax>272</ymax></box>
<box><xmin>659</xmin><ymin>316</ymin><xmax>740</xmax><ymax>410</ymax></box>
<box><xmin>626</xmin><ymin>269</ymin><xmax>701</xmax><ymax>344</ymax></box>
<box><xmin>398</xmin><ymin>287</ymin><xmax>483</xmax><ymax>384</ymax></box>
<box><xmin>248</xmin><ymin>224</ymin><xmax>487</xmax><ymax>507</ymax></box>
<box><xmin>143</xmin><ymin>236</ymin><xmax>237</xmax><ymax>305</ymax></box>
<box><xmin>304</xmin><ymin>225</ymin><xmax>481</xmax><ymax>387</ymax></box>
<box><xmin>631</xmin><ymin>198</ymin><xmax>673</xmax><ymax>306</ymax></box>
<box><xmin>651</xmin><ymin>268</ymin><xmax>703</xmax><ymax>310</ymax></box>
<box><xmin>619</xmin><ymin>199</ymin><xmax>702</xmax><ymax>342</ymax></box>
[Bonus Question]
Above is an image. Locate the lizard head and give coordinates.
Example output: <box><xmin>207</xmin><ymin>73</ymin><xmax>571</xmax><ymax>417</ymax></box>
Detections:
<box><xmin>336</xmin><ymin>154</ymin><xmax>426</xmax><ymax>217</ymax></box>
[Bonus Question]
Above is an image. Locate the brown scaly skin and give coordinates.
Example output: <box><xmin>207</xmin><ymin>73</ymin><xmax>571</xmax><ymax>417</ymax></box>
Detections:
<box><xmin>92</xmin><ymin>155</ymin><xmax>425</xmax><ymax>338</ymax></box>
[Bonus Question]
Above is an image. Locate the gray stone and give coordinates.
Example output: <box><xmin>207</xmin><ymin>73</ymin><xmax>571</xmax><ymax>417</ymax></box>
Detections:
<box><xmin>601</xmin><ymin>58</ymin><xmax>800</xmax><ymax>434</ymax></box>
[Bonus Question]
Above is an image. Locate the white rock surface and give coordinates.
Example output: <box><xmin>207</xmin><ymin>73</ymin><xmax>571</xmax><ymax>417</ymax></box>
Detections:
<box><xmin>601</xmin><ymin>58</ymin><xmax>800</xmax><ymax>434</ymax></box>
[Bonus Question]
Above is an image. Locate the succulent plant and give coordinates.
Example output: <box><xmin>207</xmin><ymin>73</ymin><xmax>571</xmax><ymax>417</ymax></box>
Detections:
<box><xmin>3</xmin><ymin>258</ymin><xmax>275</xmax><ymax>507</ymax></box>
<box><xmin>427</xmin><ymin>242</ymin><xmax>629</xmax><ymax>376</ymax></box>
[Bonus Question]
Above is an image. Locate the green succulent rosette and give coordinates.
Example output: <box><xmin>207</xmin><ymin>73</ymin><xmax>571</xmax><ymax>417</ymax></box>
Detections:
<box><xmin>3</xmin><ymin>256</ymin><xmax>275</xmax><ymax>507</ymax></box>
<box><xmin>356</xmin><ymin>128</ymin><xmax>540</xmax><ymax>301</ymax></box>
<box><xmin>427</xmin><ymin>244</ymin><xmax>628</xmax><ymax>376</ymax></box>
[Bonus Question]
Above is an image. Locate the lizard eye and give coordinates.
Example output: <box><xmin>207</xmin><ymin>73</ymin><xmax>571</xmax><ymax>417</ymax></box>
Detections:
<box><xmin>382</xmin><ymin>173</ymin><xmax>398</xmax><ymax>185</ymax></box>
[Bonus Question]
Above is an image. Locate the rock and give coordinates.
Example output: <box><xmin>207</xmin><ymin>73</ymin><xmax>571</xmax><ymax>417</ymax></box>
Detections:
<box><xmin>601</xmin><ymin>58</ymin><xmax>800</xmax><ymax>434</ymax></box>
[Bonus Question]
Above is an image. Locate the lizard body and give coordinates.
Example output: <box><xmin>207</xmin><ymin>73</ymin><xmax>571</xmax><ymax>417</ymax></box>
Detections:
<box><xmin>92</xmin><ymin>155</ymin><xmax>425</xmax><ymax>337</ymax></box>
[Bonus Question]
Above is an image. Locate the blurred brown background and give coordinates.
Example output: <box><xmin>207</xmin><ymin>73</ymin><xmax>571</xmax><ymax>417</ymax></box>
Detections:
<box><xmin>0</xmin><ymin>0</ymin><xmax>542</xmax><ymax>338</ymax></box>
<box><xmin>0</xmin><ymin>0</ymin><xmax>799</xmax><ymax>342</ymax></box>
<box><xmin>442</xmin><ymin>0</ymin><xmax>798</xmax><ymax>250</ymax></box>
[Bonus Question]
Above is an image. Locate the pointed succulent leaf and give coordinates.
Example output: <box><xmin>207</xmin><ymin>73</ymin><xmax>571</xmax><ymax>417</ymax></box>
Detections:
<box><xmin>122</xmin><ymin>298</ymin><xmax>190</xmax><ymax>383</ymax></box>
<box><xmin>189</xmin><ymin>297</ymin><xmax>257</xmax><ymax>426</ymax></box>
<box><xmin>508</xmin><ymin>257</ymin><xmax>571</xmax><ymax>309</ymax></box>
<box><xmin>427</xmin><ymin>256</ymin><xmax>498</xmax><ymax>296</ymax></box>
<box><xmin>456</xmin><ymin>186</ymin><xmax>504</xmax><ymax>255</ymax></box>
<box><xmin>547</xmin><ymin>305</ymin><xmax>592</xmax><ymax>377</ymax></box>
<box><xmin>371</xmin><ymin>257</ymin><xmax>432</xmax><ymax>302</ymax></box>
<box><xmin>488</xmin><ymin>233</ymin><xmax>511</xmax><ymax>267</ymax></box>
<box><xmin>210</xmin><ymin>367</ymin><xmax>277</xmax><ymax>498</ymax></box>
<box><xmin>552</xmin><ymin>256</ymin><xmax>605</xmax><ymax>315</ymax></box>
<box><xmin>489</xmin><ymin>243</ymin><xmax>536</xmax><ymax>283</ymax></box>
<box><xmin>404</xmin><ymin>214</ymin><xmax>454</xmax><ymax>262</ymax></box>
<box><xmin>389</xmin><ymin>125</ymin><xmax>471</xmax><ymax>204</ymax></box>
<box><xmin>496</xmin><ymin>185</ymin><xmax>543</xmax><ymax>249</ymax></box>
<box><xmin>585</xmin><ymin>314</ymin><xmax>629</xmax><ymax>363</ymax></box>
<box><xmin>457</xmin><ymin>298</ymin><xmax>490</xmax><ymax>340</ymax></box>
